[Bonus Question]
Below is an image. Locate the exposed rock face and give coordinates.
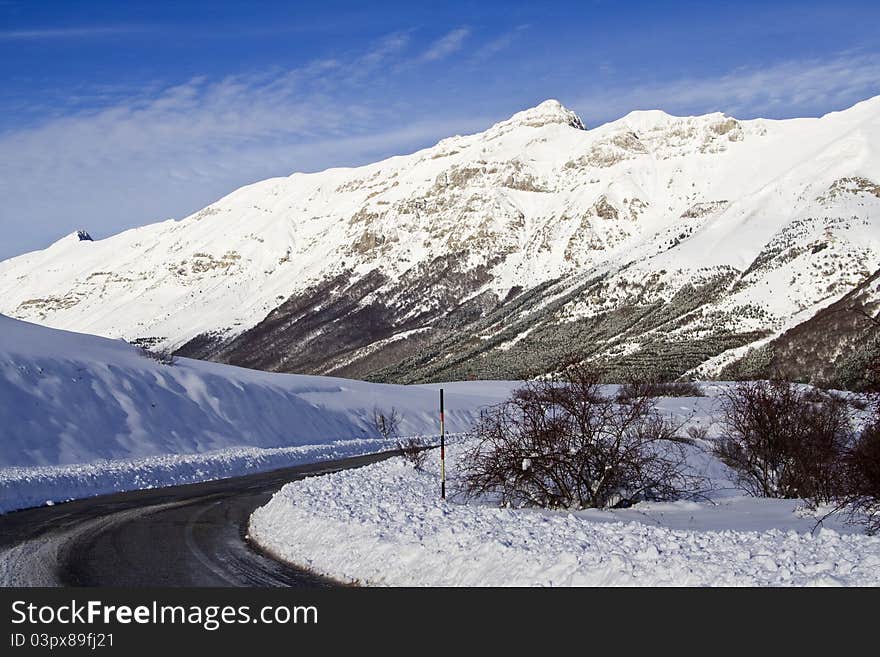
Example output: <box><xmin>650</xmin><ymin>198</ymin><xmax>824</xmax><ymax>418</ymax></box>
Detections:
<box><xmin>2</xmin><ymin>96</ymin><xmax>880</xmax><ymax>385</ymax></box>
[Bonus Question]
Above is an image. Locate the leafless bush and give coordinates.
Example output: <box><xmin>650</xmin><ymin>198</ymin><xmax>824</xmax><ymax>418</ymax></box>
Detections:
<box><xmin>370</xmin><ymin>406</ymin><xmax>427</xmax><ymax>468</ymax></box>
<box><xmin>397</xmin><ymin>436</ymin><xmax>428</xmax><ymax>470</ymax></box>
<box><xmin>686</xmin><ymin>425</ymin><xmax>710</xmax><ymax>442</ymax></box>
<box><xmin>839</xmin><ymin>417</ymin><xmax>880</xmax><ymax>534</ymax></box>
<box><xmin>618</xmin><ymin>380</ymin><xmax>705</xmax><ymax>400</ymax></box>
<box><xmin>461</xmin><ymin>366</ymin><xmax>704</xmax><ymax>509</ymax></box>
<box><xmin>140</xmin><ymin>347</ymin><xmax>176</xmax><ymax>366</ymax></box>
<box><xmin>370</xmin><ymin>406</ymin><xmax>401</xmax><ymax>440</ymax></box>
<box><xmin>803</xmin><ymin>388</ymin><xmax>872</xmax><ymax>412</ymax></box>
<box><xmin>800</xmin><ymin>387</ymin><xmax>832</xmax><ymax>403</ymax></box>
<box><xmin>714</xmin><ymin>381</ymin><xmax>851</xmax><ymax>502</ymax></box>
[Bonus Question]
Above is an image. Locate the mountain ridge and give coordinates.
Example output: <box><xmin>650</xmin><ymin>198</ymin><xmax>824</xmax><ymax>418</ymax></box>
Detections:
<box><xmin>2</xmin><ymin>96</ymin><xmax>879</xmax><ymax>387</ymax></box>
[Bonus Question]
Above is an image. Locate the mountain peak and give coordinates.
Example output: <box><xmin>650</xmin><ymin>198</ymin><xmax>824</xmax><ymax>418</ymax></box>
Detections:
<box><xmin>3</xmin><ymin>95</ymin><xmax>879</xmax><ymax>390</ymax></box>
<box><xmin>495</xmin><ymin>99</ymin><xmax>586</xmax><ymax>131</ymax></box>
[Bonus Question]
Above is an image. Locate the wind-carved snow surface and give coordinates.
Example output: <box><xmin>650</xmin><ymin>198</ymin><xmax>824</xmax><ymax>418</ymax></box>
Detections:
<box><xmin>250</xmin><ymin>391</ymin><xmax>880</xmax><ymax>587</ymax></box>
<box><xmin>0</xmin><ymin>314</ymin><xmax>516</xmax><ymax>513</ymax></box>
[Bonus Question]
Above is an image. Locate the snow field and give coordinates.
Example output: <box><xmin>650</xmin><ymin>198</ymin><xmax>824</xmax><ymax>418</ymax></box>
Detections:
<box><xmin>250</xmin><ymin>424</ymin><xmax>880</xmax><ymax>587</ymax></box>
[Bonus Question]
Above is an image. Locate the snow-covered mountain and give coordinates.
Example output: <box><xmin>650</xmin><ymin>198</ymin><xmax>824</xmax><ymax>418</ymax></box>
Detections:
<box><xmin>2</xmin><ymin>97</ymin><xmax>880</xmax><ymax>385</ymax></box>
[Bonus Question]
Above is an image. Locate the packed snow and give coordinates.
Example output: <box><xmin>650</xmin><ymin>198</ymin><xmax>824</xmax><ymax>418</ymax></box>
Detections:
<box><xmin>250</xmin><ymin>388</ymin><xmax>880</xmax><ymax>586</ymax></box>
<box><xmin>0</xmin><ymin>314</ymin><xmax>515</xmax><ymax>513</ymax></box>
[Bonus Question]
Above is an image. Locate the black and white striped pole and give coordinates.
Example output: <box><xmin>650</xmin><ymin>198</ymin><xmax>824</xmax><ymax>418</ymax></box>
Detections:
<box><xmin>440</xmin><ymin>388</ymin><xmax>445</xmax><ymax>500</ymax></box>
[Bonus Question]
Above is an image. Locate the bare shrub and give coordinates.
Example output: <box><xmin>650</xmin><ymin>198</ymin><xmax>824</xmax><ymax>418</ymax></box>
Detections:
<box><xmin>397</xmin><ymin>436</ymin><xmax>428</xmax><ymax>470</ymax></box>
<box><xmin>686</xmin><ymin>425</ymin><xmax>710</xmax><ymax>443</ymax></box>
<box><xmin>370</xmin><ymin>406</ymin><xmax>401</xmax><ymax>440</ymax></box>
<box><xmin>618</xmin><ymin>380</ymin><xmax>705</xmax><ymax>400</ymax></box>
<box><xmin>801</xmin><ymin>387</ymin><xmax>832</xmax><ymax>403</ymax></box>
<box><xmin>461</xmin><ymin>366</ymin><xmax>704</xmax><ymax>509</ymax></box>
<box><xmin>140</xmin><ymin>347</ymin><xmax>176</xmax><ymax>366</ymax></box>
<box><xmin>840</xmin><ymin>417</ymin><xmax>880</xmax><ymax>534</ymax></box>
<box><xmin>806</xmin><ymin>389</ymin><xmax>871</xmax><ymax>412</ymax></box>
<box><xmin>370</xmin><ymin>407</ymin><xmax>426</xmax><ymax>469</ymax></box>
<box><xmin>714</xmin><ymin>381</ymin><xmax>851</xmax><ymax>502</ymax></box>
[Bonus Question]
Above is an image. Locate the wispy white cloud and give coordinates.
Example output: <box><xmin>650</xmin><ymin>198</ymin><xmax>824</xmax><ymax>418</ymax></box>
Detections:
<box><xmin>0</xmin><ymin>26</ymin><xmax>140</xmax><ymax>40</ymax></box>
<box><xmin>576</xmin><ymin>51</ymin><xmax>880</xmax><ymax>124</ymax></box>
<box><xmin>472</xmin><ymin>25</ymin><xmax>529</xmax><ymax>61</ymax></box>
<box><xmin>2</xmin><ymin>37</ymin><xmax>879</xmax><ymax>261</ymax></box>
<box><xmin>0</xmin><ymin>38</ymin><xmax>491</xmax><ymax>258</ymax></box>
<box><xmin>359</xmin><ymin>31</ymin><xmax>412</xmax><ymax>69</ymax></box>
<box><xmin>421</xmin><ymin>27</ymin><xmax>470</xmax><ymax>62</ymax></box>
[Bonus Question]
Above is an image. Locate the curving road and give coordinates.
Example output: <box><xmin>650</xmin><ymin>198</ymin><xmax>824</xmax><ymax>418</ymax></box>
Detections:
<box><xmin>0</xmin><ymin>451</ymin><xmax>396</xmax><ymax>587</ymax></box>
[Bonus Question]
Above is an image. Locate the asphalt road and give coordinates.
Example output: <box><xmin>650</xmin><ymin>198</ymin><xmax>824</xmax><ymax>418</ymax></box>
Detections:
<box><xmin>0</xmin><ymin>451</ymin><xmax>396</xmax><ymax>587</ymax></box>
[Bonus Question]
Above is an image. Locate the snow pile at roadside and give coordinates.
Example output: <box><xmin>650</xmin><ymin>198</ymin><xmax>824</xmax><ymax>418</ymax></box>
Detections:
<box><xmin>0</xmin><ymin>315</ymin><xmax>515</xmax><ymax>512</ymax></box>
<box><xmin>0</xmin><ymin>438</ymin><xmax>409</xmax><ymax>514</ymax></box>
<box><xmin>249</xmin><ymin>439</ymin><xmax>880</xmax><ymax>587</ymax></box>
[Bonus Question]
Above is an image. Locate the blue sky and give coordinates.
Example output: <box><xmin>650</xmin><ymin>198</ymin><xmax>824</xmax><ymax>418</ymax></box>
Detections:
<box><xmin>2</xmin><ymin>0</ymin><xmax>880</xmax><ymax>260</ymax></box>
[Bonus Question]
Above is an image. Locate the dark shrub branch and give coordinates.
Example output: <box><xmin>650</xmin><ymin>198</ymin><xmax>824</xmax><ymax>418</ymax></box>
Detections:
<box><xmin>461</xmin><ymin>366</ymin><xmax>704</xmax><ymax>509</ymax></box>
<box><xmin>371</xmin><ymin>406</ymin><xmax>401</xmax><ymax>440</ymax></box>
<box><xmin>713</xmin><ymin>380</ymin><xmax>851</xmax><ymax>502</ymax></box>
<box><xmin>397</xmin><ymin>436</ymin><xmax>428</xmax><ymax>470</ymax></box>
<box><xmin>618</xmin><ymin>380</ymin><xmax>704</xmax><ymax>400</ymax></box>
<box><xmin>371</xmin><ymin>406</ymin><xmax>428</xmax><ymax>469</ymax></box>
<box><xmin>841</xmin><ymin>417</ymin><xmax>880</xmax><ymax>534</ymax></box>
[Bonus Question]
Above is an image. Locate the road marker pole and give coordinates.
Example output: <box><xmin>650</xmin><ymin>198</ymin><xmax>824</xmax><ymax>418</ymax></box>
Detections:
<box><xmin>440</xmin><ymin>388</ymin><xmax>445</xmax><ymax>500</ymax></box>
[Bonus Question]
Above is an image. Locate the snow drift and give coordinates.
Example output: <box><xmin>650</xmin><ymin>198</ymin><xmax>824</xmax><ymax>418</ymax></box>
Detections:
<box><xmin>0</xmin><ymin>314</ymin><xmax>515</xmax><ymax>512</ymax></box>
<box><xmin>250</xmin><ymin>402</ymin><xmax>880</xmax><ymax>587</ymax></box>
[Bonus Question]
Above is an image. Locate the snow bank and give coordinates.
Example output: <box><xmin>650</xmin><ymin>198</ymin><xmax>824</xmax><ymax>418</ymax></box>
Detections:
<box><xmin>0</xmin><ymin>315</ymin><xmax>516</xmax><ymax>512</ymax></box>
<box><xmin>0</xmin><ymin>438</ymin><xmax>404</xmax><ymax>514</ymax></box>
<box><xmin>250</xmin><ymin>433</ymin><xmax>880</xmax><ymax>587</ymax></box>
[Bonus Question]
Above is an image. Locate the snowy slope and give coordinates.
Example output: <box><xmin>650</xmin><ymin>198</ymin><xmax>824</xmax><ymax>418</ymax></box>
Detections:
<box><xmin>0</xmin><ymin>314</ymin><xmax>515</xmax><ymax>511</ymax></box>
<box><xmin>2</xmin><ymin>98</ymin><xmax>879</xmax><ymax>383</ymax></box>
